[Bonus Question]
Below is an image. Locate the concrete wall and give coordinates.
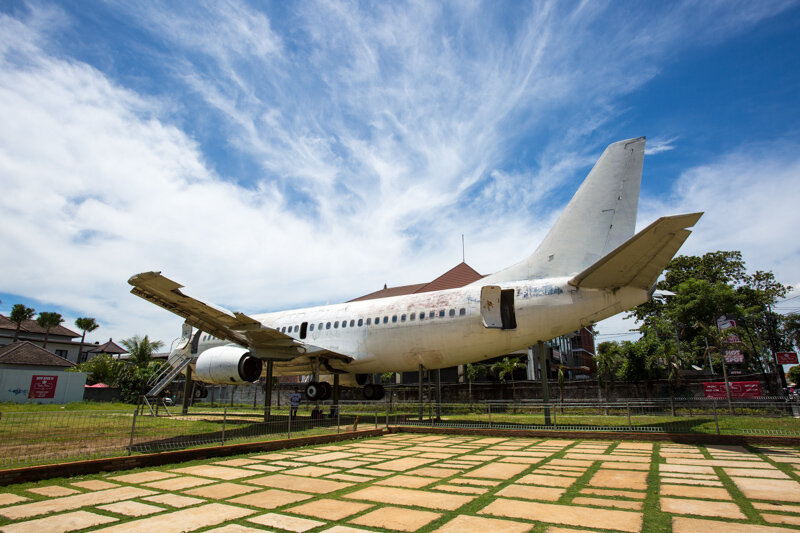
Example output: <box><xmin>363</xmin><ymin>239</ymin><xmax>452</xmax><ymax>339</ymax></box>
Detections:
<box><xmin>0</xmin><ymin>369</ymin><xmax>86</xmax><ymax>404</ymax></box>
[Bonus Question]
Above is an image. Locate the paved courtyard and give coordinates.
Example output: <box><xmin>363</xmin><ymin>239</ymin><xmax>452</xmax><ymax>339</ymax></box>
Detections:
<box><xmin>2</xmin><ymin>433</ymin><xmax>800</xmax><ymax>532</ymax></box>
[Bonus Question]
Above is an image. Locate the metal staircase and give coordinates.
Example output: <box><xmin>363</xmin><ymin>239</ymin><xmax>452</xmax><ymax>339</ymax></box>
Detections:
<box><xmin>145</xmin><ymin>323</ymin><xmax>193</xmax><ymax>398</ymax></box>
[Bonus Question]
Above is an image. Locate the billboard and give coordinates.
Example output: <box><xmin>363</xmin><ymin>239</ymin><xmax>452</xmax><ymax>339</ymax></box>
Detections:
<box><xmin>777</xmin><ymin>352</ymin><xmax>799</xmax><ymax>365</ymax></box>
<box><xmin>703</xmin><ymin>381</ymin><xmax>762</xmax><ymax>398</ymax></box>
<box><xmin>28</xmin><ymin>375</ymin><xmax>58</xmax><ymax>399</ymax></box>
<box><xmin>724</xmin><ymin>350</ymin><xmax>744</xmax><ymax>364</ymax></box>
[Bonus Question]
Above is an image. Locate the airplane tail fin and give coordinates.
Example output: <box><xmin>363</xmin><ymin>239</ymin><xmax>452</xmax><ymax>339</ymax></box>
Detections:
<box><xmin>570</xmin><ymin>212</ymin><xmax>703</xmax><ymax>291</ymax></box>
<box><xmin>479</xmin><ymin>137</ymin><xmax>646</xmax><ymax>284</ymax></box>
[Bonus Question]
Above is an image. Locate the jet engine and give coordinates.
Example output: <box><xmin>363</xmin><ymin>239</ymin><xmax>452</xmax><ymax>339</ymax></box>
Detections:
<box><xmin>195</xmin><ymin>346</ymin><xmax>263</xmax><ymax>384</ymax></box>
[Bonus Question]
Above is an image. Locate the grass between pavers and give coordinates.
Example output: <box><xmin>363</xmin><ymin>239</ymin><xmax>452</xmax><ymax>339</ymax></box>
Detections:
<box><xmin>2</xmin><ymin>434</ymin><xmax>800</xmax><ymax>532</ymax></box>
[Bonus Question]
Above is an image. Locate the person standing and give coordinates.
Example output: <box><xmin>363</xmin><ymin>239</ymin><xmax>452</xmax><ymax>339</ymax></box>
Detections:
<box><xmin>290</xmin><ymin>387</ymin><xmax>302</xmax><ymax>418</ymax></box>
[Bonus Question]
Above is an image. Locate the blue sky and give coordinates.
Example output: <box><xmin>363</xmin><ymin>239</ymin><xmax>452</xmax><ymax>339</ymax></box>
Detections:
<box><xmin>1</xmin><ymin>0</ymin><xmax>799</xmax><ymax>345</ymax></box>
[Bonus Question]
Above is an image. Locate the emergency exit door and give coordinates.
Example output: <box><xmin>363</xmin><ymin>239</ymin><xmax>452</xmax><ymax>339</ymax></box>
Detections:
<box><xmin>481</xmin><ymin>286</ymin><xmax>517</xmax><ymax>330</ymax></box>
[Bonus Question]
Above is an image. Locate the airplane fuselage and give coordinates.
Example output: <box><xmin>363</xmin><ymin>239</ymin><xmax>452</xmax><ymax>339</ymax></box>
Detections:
<box><xmin>195</xmin><ymin>277</ymin><xmax>649</xmax><ymax>374</ymax></box>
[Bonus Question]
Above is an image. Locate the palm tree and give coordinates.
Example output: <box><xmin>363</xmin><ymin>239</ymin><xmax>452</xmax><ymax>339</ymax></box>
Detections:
<box><xmin>36</xmin><ymin>312</ymin><xmax>64</xmax><ymax>350</ymax></box>
<box><xmin>75</xmin><ymin>317</ymin><xmax>99</xmax><ymax>363</ymax></box>
<box><xmin>464</xmin><ymin>363</ymin><xmax>486</xmax><ymax>403</ymax></box>
<box><xmin>120</xmin><ymin>335</ymin><xmax>164</xmax><ymax>367</ymax></box>
<box><xmin>10</xmin><ymin>304</ymin><xmax>35</xmax><ymax>342</ymax></box>
<box><xmin>491</xmin><ymin>356</ymin><xmax>526</xmax><ymax>403</ymax></box>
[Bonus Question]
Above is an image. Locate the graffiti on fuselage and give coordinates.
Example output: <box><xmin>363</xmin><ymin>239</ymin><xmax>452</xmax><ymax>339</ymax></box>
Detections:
<box><xmin>515</xmin><ymin>284</ymin><xmax>564</xmax><ymax>300</ymax></box>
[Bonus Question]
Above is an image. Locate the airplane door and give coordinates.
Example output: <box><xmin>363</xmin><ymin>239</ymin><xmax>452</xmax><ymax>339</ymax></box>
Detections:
<box><xmin>481</xmin><ymin>286</ymin><xmax>503</xmax><ymax>328</ymax></box>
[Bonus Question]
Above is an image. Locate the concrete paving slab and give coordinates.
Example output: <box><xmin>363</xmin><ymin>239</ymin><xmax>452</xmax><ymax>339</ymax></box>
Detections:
<box><xmin>589</xmin><ymin>469</ymin><xmax>648</xmax><ymax>490</ymax></box>
<box><xmin>479</xmin><ymin>498</ymin><xmax>642</xmax><ymax>533</ymax></box>
<box><xmin>572</xmin><ymin>496</ymin><xmax>643</xmax><ymax>510</ymax></box>
<box><xmin>0</xmin><ymin>510</ymin><xmax>117</xmax><ymax>533</ymax></box>
<box><xmin>287</xmin><ymin>466</ymin><xmax>340</xmax><ymax>477</ymax></box>
<box><xmin>496</xmin><ymin>484</ymin><xmax>565</xmax><ymax>501</ymax></box>
<box><xmin>227</xmin><ymin>488</ymin><xmax>311</xmax><ymax>508</ymax></box>
<box><xmin>349</xmin><ymin>505</ymin><xmax>441</xmax><ymax>532</ymax></box>
<box><xmin>203</xmin><ymin>525</ymin><xmax>265</xmax><ymax>533</ymax></box>
<box><xmin>296</xmin><ymin>451</ymin><xmax>357</xmax><ymax>463</ymax></box>
<box><xmin>433</xmin><ymin>484</ymin><xmax>487</xmax><ymax>494</ymax></box>
<box><xmin>534</xmin><ymin>469</ymin><xmax>582</xmax><ymax>477</ymax></box>
<box><xmin>108</xmin><ymin>471</ymin><xmax>177</xmax><ymax>484</ymax></box>
<box><xmin>672</xmin><ymin>516</ymin><xmax>797</xmax><ymax>533</ymax></box>
<box><xmin>346</xmin><ymin>467</ymin><xmax>393</xmax><ymax>477</ymax></box>
<box><xmin>447</xmin><ymin>478</ymin><xmax>500</xmax><ymax>486</ymax></box>
<box><xmin>247</xmin><ymin>512</ymin><xmax>325</xmax><ymax>532</ymax></box>
<box><xmin>430</xmin><ymin>514</ymin><xmax>533</xmax><ymax>533</ymax></box>
<box><xmin>326</xmin><ymin>473</ymin><xmax>374</xmax><ymax>483</ymax></box>
<box><xmin>0</xmin><ymin>494</ymin><xmax>28</xmax><ymax>506</ymax></box>
<box><xmin>241</xmin><ymin>463</ymin><xmax>284</xmax><ymax>472</ymax></box>
<box><xmin>659</xmin><ymin>484</ymin><xmax>731</xmax><ymax>500</ymax></box>
<box><xmin>245</xmin><ymin>473</ymin><xmax>353</xmax><ymax>494</ymax></box>
<box><xmin>320</xmin><ymin>460</ymin><xmax>368</xmax><ymax>468</ymax></box>
<box><xmin>0</xmin><ymin>487</ymin><xmax>157</xmax><ymax>520</ymax></box>
<box><xmin>660</xmin><ymin>478</ymin><xmax>724</xmax><ymax>487</ymax></box>
<box><xmin>462</xmin><ymin>462</ymin><xmax>529</xmax><ymax>479</ymax></box>
<box><xmin>725</xmin><ymin>468</ymin><xmax>791</xmax><ymax>479</ymax></box>
<box><xmin>731</xmin><ymin>476</ymin><xmax>800</xmax><ymax>502</ymax></box>
<box><xmin>141</xmin><ymin>494</ymin><xmax>205</xmax><ymax>508</ymax></box>
<box><xmin>375</xmin><ymin>475</ymin><xmax>437</xmax><ymax>488</ymax></box>
<box><xmin>182</xmin><ymin>482</ymin><xmax>259</xmax><ymax>499</ymax></box>
<box><xmin>516</xmin><ymin>474</ymin><xmax>575</xmax><ymax>488</ymax></box>
<box><xmin>316</xmin><ymin>527</ymin><xmax>373</xmax><ymax>533</ymax></box>
<box><xmin>408</xmin><ymin>467</ymin><xmax>462</xmax><ymax>478</ymax></box>
<box><xmin>95</xmin><ymin>503</ymin><xmax>255</xmax><ymax>532</ymax></box>
<box><xmin>70</xmin><ymin>480</ymin><xmax>119</xmax><ymax>491</ymax></box>
<box><xmin>97</xmin><ymin>501</ymin><xmax>165</xmax><ymax>516</ymax></box>
<box><xmin>169</xmin><ymin>465</ymin><xmax>256</xmax><ymax>480</ymax></box>
<box><xmin>580</xmin><ymin>488</ymin><xmax>646</xmax><ymax>499</ymax></box>
<box><xmin>660</xmin><ymin>497</ymin><xmax>746</xmax><ymax>519</ymax></box>
<box><xmin>213</xmin><ymin>458</ymin><xmax>262</xmax><ymax>467</ymax></box>
<box><xmin>249</xmin><ymin>453</ymin><xmax>295</xmax><ymax>460</ymax></box>
<box><xmin>547</xmin><ymin>459</ymin><xmax>594</xmax><ymax>468</ymax></box>
<box><xmin>25</xmin><ymin>486</ymin><xmax>80</xmax><ymax>497</ymax></box>
<box><xmin>602</xmin><ymin>462</ymin><xmax>650</xmax><ymax>471</ymax></box>
<box><xmin>498</xmin><ymin>456</ymin><xmax>545</xmax><ymax>465</ymax></box>
<box><xmin>286</xmin><ymin>498</ymin><xmax>372</xmax><ymax>520</ymax></box>
<box><xmin>666</xmin><ymin>458</ymin><xmax>772</xmax><ymax>468</ymax></box>
<box><xmin>763</xmin><ymin>513</ymin><xmax>800</xmax><ymax>526</ymax></box>
<box><xmin>270</xmin><ymin>460</ymin><xmax>307</xmax><ymax>467</ymax></box>
<box><xmin>418</xmin><ymin>452</ymin><xmax>458</xmax><ymax>459</ymax></box>
<box><xmin>752</xmin><ymin>501</ymin><xmax>800</xmax><ymax>513</ymax></box>
<box><xmin>370</xmin><ymin>457</ymin><xmax>436</xmax><ymax>472</ymax></box>
<box><xmin>660</xmin><ymin>472</ymin><xmax>718</xmax><ymax>480</ymax></box>
<box><xmin>344</xmin><ymin>486</ymin><xmax>474</xmax><ymax>510</ymax></box>
<box><xmin>564</xmin><ymin>453</ymin><xmax>650</xmax><ymax>463</ymax></box>
<box><xmin>143</xmin><ymin>475</ymin><xmax>215</xmax><ymax>491</ymax></box>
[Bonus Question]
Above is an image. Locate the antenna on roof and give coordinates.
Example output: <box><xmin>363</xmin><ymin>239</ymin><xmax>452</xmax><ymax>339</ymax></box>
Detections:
<box><xmin>462</xmin><ymin>234</ymin><xmax>465</xmax><ymax>263</ymax></box>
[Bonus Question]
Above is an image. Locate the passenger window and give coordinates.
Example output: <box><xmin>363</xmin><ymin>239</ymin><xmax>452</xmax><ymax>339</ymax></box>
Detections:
<box><xmin>401</xmin><ymin>314</ymin><xmax>406</xmax><ymax>322</ymax></box>
<box><xmin>358</xmin><ymin>318</ymin><xmax>363</xmax><ymax>326</ymax></box>
<box><xmin>419</xmin><ymin>313</ymin><xmax>425</xmax><ymax>321</ymax></box>
<box><xmin>318</xmin><ymin>323</ymin><xmax>323</xmax><ymax>330</ymax></box>
<box><xmin>350</xmin><ymin>319</ymin><xmax>355</xmax><ymax>327</ymax></box>
<box><xmin>410</xmin><ymin>313</ymin><xmax>415</xmax><ymax>320</ymax></box>
<box><xmin>334</xmin><ymin>321</ymin><xmax>339</xmax><ymax>328</ymax></box>
<box><xmin>449</xmin><ymin>309</ymin><xmax>455</xmax><ymax>317</ymax></box>
<box><xmin>375</xmin><ymin>317</ymin><xmax>380</xmax><ymax>324</ymax></box>
<box><xmin>326</xmin><ymin>322</ymin><xmax>331</xmax><ymax>329</ymax></box>
<box><xmin>310</xmin><ymin>324</ymin><xmax>315</xmax><ymax>331</ymax></box>
<box><xmin>383</xmin><ymin>316</ymin><xmax>389</xmax><ymax>324</ymax></box>
<box><xmin>439</xmin><ymin>310</ymin><xmax>445</xmax><ymax>318</ymax></box>
<box><xmin>342</xmin><ymin>320</ymin><xmax>347</xmax><ymax>328</ymax></box>
<box><xmin>294</xmin><ymin>325</ymin><xmax>299</xmax><ymax>332</ymax></box>
<box><xmin>366</xmin><ymin>318</ymin><xmax>371</xmax><ymax>325</ymax></box>
<box><xmin>460</xmin><ymin>308</ymin><xmax>466</xmax><ymax>316</ymax></box>
<box><xmin>390</xmin><ymin>315</ymin><xmax>395</xmax><ymax>323</ymax></box>
<box><xmin>429</xmin><ymin>311</ymin><xmax>435</xmax><ymax>319</ymax></box>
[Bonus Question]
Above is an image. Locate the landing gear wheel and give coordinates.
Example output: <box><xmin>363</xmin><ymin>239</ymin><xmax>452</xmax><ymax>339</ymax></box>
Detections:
<box><xmin>193</xmin><ymin>385</ymin><xmax>208</xmax><ymax>399</ymax></box>
<box><xmin>362</xmin><ymin>383</ymin><xmax>385</xmax><ymax>401</ymax></box>
<box><xmin>319</xmin><ymin>381</ymin><xmax>332</xmax><ymax>401</ymax></box>
<box><xmin>305</xmin><ymin>381</ymin><xmax>323</xmax><ymax>401</ymax></box>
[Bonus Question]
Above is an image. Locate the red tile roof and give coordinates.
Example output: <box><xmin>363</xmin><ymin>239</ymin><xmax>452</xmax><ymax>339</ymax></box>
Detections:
<box><xmin>0</xmin><ymin>341</ymin><xmax>75</xmax><ymax>367</ymax></box>
<box><xmin>348</xmin><ymin>262</ymin><xmax>484</xmax><ymax>302</ymax></box>
<box><xmin>87</xmin><ymin>339</ymin><xmax>127</xmax><ymax>354</ymax></box>
<box><xmin>0</xmin><ymin>314</ymin><xmax>80</xmax><ymax>338</ymax></box>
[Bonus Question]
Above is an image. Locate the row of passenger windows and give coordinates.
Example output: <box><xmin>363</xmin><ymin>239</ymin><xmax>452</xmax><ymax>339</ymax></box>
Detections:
<box><xmin>277</xmin><ymin>307</ymin><xmax>468</xmax><ymax>334</ymax></box>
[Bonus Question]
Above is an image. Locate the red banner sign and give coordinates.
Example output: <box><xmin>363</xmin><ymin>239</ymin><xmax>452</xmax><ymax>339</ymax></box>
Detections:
<box><xmin>28</xmin><ymin>375</ymin><xmax>58</xmax><ymax>399</ymax></box>
<box><xmin>703</xmin><ymin>381</ymin><xmax>762</xmax><ymax>398</ymax></box>
<box><xmin>777</xmin><ymin>352</ymin><xmax>799</xmax><ymax>365</ymax></box>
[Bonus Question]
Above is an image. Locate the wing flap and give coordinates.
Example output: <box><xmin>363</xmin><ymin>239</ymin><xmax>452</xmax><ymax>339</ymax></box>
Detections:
<box><xmin>569</xmin><ymin>212</ymin><xmax>702</xmax><ymax>290</ymax></box>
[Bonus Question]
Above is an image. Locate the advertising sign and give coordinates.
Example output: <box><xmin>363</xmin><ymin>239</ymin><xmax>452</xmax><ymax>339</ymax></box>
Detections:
<box><xmin>724</xmin><ymin>350</ymin><xmax>744</xmax><ymax>364</ymax></box>
<box><xmin>28</xmin><ymin>375</ymin><xmax>58</xmax><ymax>399</ymax></box>
<box><xmin>725</xmin><ymin>334</ymin><xmax>741</xmax><ymax>344</ymax></box>
<box><xmin>716</xmin><ymin>315</ymin><xmax>737</xmax><ymax>330</ymax></box>
<box><xmin>703</xmin><ymin>381</ymin><xmax>762</xmax><ymax>398</ymax></box>
<box><xmin>777</xmin><ymin>352</ymin><xmax>799</xmax><ymax>365</ymax></box>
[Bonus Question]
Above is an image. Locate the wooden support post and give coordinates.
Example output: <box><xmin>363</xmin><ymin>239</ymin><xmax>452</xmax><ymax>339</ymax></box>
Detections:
<box><xmin>539</xmin><ymin>341</ymin><xmax>551</xmax><ymax>426</ymax></box>
<box><xmin>182</xmin><ymin>364</ymin><xmax>193</xmax><ymax>415</ymax></box>
<box><xmin>263</xmin><ymin>360</ymin><xmax>273</xmax><ymax>422</ymax></box>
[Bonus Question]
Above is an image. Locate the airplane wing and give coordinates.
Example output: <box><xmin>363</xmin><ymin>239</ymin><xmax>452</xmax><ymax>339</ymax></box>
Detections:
<box><xmin>569</xmin><ymin>213</ymin><xmax>703</xmax><ymax>291</ymax></box>
<box><xmin>128</xmin><ymin>271</ymin><xmax>348</xmax><ymax>362</ymax></box>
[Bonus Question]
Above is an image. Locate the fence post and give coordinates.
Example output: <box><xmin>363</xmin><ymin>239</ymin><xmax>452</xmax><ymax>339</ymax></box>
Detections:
<box><xmin>337</xmin><ymin>404</ymin><xmax>340</xmax><ymax>434</ymax></box>
<box><xmin>488</xmin><ymin>403</ymin><xmax>492</xmax><ymax>428</ymax></box>
<box><xmin>288</xmin><ymin>410</ymin><xmax>292</xmax><ymax>440</ymax></box>
<box><xmin>221</xmin><ymin>408</ymin><xmax>227</xmax><ymax>446</ymax></box>
<box><xmin>128</xmin><ymin>409</ymin><xmax>138</xmax><ymax>456</ymax></box>
<box><xmin>375</xmin><ymin>405</ymin><xmax>378</xmax><ymax>429</ymax></box>
<box><xmin>626</xmin><ymin>402</ymin><xmax>632</xmax><ymax>430</ymax></box>
<box><xmin>712</xmin><ymin>399</ymin><xmax>720</xmax><ymax>435</ymax></box>
<box><xmin>553</xmin><ymin>404</ymin><xmax>557</xmax><ymax>428</ymax></box>
<box><xmin>386</xmin><ymin>400</ymin><xmax>390</xmax><ymax>429</ymax></box>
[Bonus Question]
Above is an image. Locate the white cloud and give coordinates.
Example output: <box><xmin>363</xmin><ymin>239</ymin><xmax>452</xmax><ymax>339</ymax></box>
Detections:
<box><xmin>644</xmin><ymin>136</ymin><xmax>678</xmax><ymax>155</ymax></box>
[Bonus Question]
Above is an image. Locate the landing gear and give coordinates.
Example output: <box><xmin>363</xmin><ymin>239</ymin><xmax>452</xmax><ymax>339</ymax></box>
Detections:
<box><xmin>362</xmin><ymin>383</ymin><xmax>385</xmax><ymax>401</ymax></box>
<box><xmin>305</xmin><ymin>381</ymin><xmax>332</xmax><ymax>401</ymax></box>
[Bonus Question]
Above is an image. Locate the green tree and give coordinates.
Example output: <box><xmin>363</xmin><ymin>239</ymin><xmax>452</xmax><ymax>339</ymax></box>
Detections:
<box><xmin>120</xmin><ymin>335</ymin><xmax>164</xmax><ymax>367</ymax></box>
<box><xmin>36</xmin><ymin>312</ymin><xmax>64</xmax><ymax>350</ymax></box>
<box><xmin>117</xmin><ymin>335</ymin><xmax>166</xmax><ymax>403</ymax></box>
<box><xmin>464</xmin><ymin>363</ymin><xmax>487</xmax><ymax>403</ymax></box>
<box><xmin>68</xmin><ymin>354</ymin><xmax>122</xmax><ymax>386</ymax></box>
<box><xmin>9</xmin><ymin>304</ymin><xmax>35</xmax><ymax>342</ymax></box>
<box><xmin>787</xmin><ymin>365</ymin><xmax>800</xmax><ymax>386</ymax></box>
<box><xmin>74</xmin><ymin>317</ymin><xmax>99</xmax><ymax>364</ymax></box>
<box><xmin>491</xmin><ymin>357</ymin><xmax>525</xmax><ymax>402</ymax></box>
<box><xmin>784</xmin><ymin>313</ymin><xmax>800</xmax><ymax>351</ymax></box>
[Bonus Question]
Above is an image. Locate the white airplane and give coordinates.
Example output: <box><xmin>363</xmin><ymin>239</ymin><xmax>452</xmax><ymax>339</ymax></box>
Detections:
<box><xmin>129</xmin><ymin>137</ymin><xmax>701</xmax><ymax>401</ymax></box>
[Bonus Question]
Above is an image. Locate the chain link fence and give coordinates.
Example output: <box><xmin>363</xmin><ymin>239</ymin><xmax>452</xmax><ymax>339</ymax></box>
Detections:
<box><xmin>1</xmin><ymin>398</ymin><xmax>799</xmax><ymax>468</ymax></box>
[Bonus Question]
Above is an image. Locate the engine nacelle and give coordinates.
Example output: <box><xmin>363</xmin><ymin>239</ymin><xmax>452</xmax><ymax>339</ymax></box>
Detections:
<box><xmin>195</xmin><ymin>346</ymin><xmax>263</xmax><ymax>384</ymax></box>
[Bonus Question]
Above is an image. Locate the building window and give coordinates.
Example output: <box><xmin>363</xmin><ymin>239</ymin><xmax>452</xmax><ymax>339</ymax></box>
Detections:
<box><xmin>55</xmin><ymin>349</ymin><xmax>68</xmax><ymax>358</ymax></box>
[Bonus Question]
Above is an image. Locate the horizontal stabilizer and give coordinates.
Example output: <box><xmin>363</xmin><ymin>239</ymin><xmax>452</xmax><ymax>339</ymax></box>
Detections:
<box><xmin>569</xmin><ymin>213</ymin><xmax>702</xmax><ymax>290</ymax></box>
